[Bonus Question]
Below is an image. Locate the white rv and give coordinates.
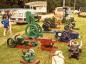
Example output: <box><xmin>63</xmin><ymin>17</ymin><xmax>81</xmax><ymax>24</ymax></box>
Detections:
<box><xmin>0</xmin><ymin>8</ymin><xmax>40</xmax><ymax>24</ymax></box>
<box><xmin>10</xmin><ymin>8</ymin><xmax>36</xmax><ymax>24</ymax></box>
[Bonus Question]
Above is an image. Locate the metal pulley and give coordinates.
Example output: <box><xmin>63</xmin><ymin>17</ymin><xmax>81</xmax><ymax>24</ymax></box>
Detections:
<box><xmin>25</xmin><ymin>11</ymin><xmax>43</xmax><ymax>38</ymax></box>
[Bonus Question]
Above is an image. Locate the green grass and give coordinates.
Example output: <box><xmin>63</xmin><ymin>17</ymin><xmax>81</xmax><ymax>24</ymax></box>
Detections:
<box><xmin>0</xmin><ymin>15</ymin><xmax>86</xmax><ymax>64</ymax></box>
<box><xmin>0</xmin><ymin>24</ymin><xmax>26</xmax><ymax>46</ymax></box>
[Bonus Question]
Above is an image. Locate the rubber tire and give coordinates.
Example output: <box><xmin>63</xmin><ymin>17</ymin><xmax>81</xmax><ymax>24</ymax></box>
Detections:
<box><xmin>7</xmin><ymin>38</ymin><xmax>16</xmax><ymax>48</ymax></box>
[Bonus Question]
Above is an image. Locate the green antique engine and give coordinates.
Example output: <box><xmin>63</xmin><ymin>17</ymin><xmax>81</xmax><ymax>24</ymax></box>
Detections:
<box><xmin>22</xmin><ymin>49</ymin><xmax>35</xmax><ymax>62</ymax></box>
<box><xmin>25</xmin><ymin>11</ymin><xmax>43</xmax><ymax>38</ymax></box>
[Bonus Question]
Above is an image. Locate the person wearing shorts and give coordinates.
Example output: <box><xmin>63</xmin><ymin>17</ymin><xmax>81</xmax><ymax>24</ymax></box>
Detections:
<box><xmin>1</xmin><ymin>15</ymin><xmax>9</xmax><ymax>36</ymax></box>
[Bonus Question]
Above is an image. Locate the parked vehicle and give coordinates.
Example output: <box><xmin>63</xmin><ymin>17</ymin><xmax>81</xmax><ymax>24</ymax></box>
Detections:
<box><xmin>10</xmin><ymin>9</ymin><xmax>38</xmax><ymax>24</ymax></box>
<box><xmin>0</xmin><ymin>9</ymin><xmax>41</xmax><ymax>24</ymax></box>
<box><xmin>54</xmin><ymin>7</ymin><xmax>72</xmax><ymax>18</ymax></box>
<box><xmin>78</xmin><ymin>7</ymin><xmax>86</xmax><ymax>17</ymax></box>
<box><xmin>54</xmin><ymin>7</ymin><xmax>64</xmax><ymax>18</ymax></box>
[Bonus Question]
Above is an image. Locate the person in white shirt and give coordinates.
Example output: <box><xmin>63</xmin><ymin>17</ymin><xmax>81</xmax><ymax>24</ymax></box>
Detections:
<box><xmin>66</xmin><ymin>7</ymin><xmax>72</xmax><ymax>20</ymax></box>
<box><xmin>52</xmin><ymin>50</ymin><xmax>65</xmax><ymax>64</ymax></box>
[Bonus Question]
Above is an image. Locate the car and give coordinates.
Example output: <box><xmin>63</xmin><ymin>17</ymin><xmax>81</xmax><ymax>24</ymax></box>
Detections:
<box><xmin>78</xmin><ymin>7</ymin><xmax>86</xmax><ymax>17</ymax></box>
<box><xmin>54</xmin><ymin>7</ymin><xmax>72</xmax><ymax>20</ymax></box>
<box><xmin>78</xmin><ymin>12</ymin><xmax>86</xmax><ymax>17</ymax></box>
<box><xmin>54</xmin><ymin>7</ymin><xmax>64</xmax><ymax>18</ymax></box>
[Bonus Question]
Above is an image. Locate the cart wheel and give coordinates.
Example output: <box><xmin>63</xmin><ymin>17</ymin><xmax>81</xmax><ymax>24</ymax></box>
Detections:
<box><xmin>14</xmin><ymin>35</ymin><xmax>20</xmax><ymax>41</ymax></box>
<box><xmin>25</xmin><ymin>24</ymin><xmax>39</xmax><ymax>38</ymax></box>
<box><xmin>7</xmin><ymin>38</ymin><xmax>16</xmax><ymax>48</ymax></box>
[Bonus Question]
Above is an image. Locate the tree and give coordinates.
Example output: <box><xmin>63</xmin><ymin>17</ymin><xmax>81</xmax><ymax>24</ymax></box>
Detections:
<box><xmin>47</xmin><ymin>0</ymin><xmax>62</xmax><ymax>13</ymax></box>
<box><xmin>0</xmin><ymin>0</ymin><xmax>86</xmax><ymax>9</ymax></box>
<box><xmin>18</xmin><ymin>0</ymin><xmax>24</xmax><ymax>8</ymax></box>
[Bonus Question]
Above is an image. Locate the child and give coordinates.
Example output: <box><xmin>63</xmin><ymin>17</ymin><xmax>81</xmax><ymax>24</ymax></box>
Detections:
<box><xmin>1</xmin><ymin>15</ymin><xmax>9</xmax><ymax>36</ymax></box>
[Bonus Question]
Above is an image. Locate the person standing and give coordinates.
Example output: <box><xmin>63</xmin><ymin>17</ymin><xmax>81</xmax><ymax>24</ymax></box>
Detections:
<box><xmin>63</xmin><ymin>7</ymin><xmax>72</xmax><ymax>20</ymax></box>
<box><xmin>1</xmin><ymin>15</ymin><xmax>9</xmax><ymax>36</ymax></box>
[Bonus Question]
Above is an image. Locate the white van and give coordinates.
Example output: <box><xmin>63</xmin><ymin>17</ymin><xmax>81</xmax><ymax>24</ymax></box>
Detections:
<box><xmin>54</xmin><ymin>7</ymin><xmax>64</xmax><ymax>18</ymax></box>
<box><xmin>0</xmin><ymin>8</ymin><xmax>39</xmax><ymax>24</ymax></box>
<box><xmin>10</xmin><ymin>8</ymin><xmax>37</xmax><ymax>24</ymax></box>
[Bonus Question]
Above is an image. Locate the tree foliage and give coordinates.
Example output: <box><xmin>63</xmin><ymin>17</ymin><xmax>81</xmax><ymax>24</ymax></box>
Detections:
<box><xmin>0</xmin><ymin>0</ymin><xmax>86</xmax><ymax>11</ymax></box>
<box><xmin>47</xmin><ymin>0</ymin><xmax>86</xmax><ymax>12</ymax></box>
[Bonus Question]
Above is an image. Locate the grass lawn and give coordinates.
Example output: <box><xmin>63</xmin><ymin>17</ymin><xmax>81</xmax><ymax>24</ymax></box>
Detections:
<box><xmin>0</xmin><ymin>14</ymin><xmax>86</xmax><ymax>64</ymax></box>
